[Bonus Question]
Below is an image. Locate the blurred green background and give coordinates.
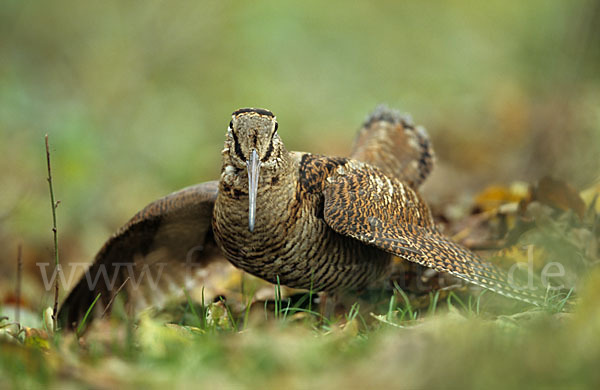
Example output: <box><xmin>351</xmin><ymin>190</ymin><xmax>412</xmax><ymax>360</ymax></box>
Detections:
<box><xmin>1</xmin><ymin>0</ymin><xmax>599</xmax><ymax>303</ymax></box>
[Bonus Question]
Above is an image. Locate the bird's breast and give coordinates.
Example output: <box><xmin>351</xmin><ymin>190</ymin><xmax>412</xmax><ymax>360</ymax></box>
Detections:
<box><xmin>212</xmin><ymin>178</ymin><xmax>391</xmax><ymax>291</ymax></box>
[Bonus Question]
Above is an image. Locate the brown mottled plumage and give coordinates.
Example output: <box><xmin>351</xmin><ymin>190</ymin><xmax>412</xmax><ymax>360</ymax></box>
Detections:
<box><xmin>59</xmin><ymin>106</ymin><xmax>542</xmax><ymax>330</ymax></box>
<box><xmin>352</xmin><ymin>106</ymin><xmax>434</xmax><ymax>188</ymax></box>
<box><xmin>59</xmin><ymin>182</ymin><xmax>223</xmax><ymax>327</ymax></box>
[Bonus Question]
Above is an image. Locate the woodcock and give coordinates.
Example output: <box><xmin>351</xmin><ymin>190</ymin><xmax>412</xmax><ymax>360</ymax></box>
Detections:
<box><xmin>59</xmin><ymin>106</ymin><xmax>543</xmax><ymax>329</ymax></box>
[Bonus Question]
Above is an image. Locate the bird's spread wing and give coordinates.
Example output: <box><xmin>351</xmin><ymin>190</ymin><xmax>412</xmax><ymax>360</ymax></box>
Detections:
<box><xmin>58</xmin><ymin>181</ymin><xmax>225</xmax><ymax>329</ymax></box>
<box><xmin>351</xmin><ymin>105</ymin><xmax>434</xmax><ymax>188</ymax></box>
<box><xmin>323</xmin><ymin>161</ymin><xmax>544</xmax><ymax>305</ymax></box>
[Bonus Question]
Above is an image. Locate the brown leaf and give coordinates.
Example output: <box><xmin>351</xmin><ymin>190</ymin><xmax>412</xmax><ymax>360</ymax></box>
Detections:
<box><xmin>534</xmin><ymin>176</ymin><xmax>585</xmax><ymax>219</ymax></box>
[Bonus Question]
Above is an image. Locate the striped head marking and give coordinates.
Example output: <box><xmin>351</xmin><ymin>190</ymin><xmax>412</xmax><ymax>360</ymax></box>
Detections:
<box><xmin>226</xmin><ymin>108</ymin><xmax>281</xmax><ymax>232</ymax></box>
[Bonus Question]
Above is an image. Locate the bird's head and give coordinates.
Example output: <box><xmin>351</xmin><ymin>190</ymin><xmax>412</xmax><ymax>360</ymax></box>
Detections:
<box><xmin>223</xmin><ymin>108</ymin><xmax>287</xmax><ymax>232</ymax></box>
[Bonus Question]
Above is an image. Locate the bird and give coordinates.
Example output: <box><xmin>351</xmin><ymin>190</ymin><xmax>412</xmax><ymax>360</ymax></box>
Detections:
<box><xmin>58</xmin><ymin>106</ymin><xmax>543</xmax><ymax>329</ymax></box>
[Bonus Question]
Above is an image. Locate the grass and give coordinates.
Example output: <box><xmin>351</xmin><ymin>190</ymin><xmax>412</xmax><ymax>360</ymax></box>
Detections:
<box><xmin>76</xmin><ymin>292</ymin><xmax>100</xmax><ymax>336</ymax></box>
<box><xmin>2</xmin><ymin>278</ymin><xmax>599</xmax><ymax>389</ymax></box>
<box><xmin>3</xmin><ymin>219</ymin><xmax>587</xmax><ymax>389</ymax></box>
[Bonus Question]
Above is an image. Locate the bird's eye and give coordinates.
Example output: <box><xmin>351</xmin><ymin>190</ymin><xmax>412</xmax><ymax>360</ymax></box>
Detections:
<box><xmin>274</xmin><ymin>122</ymin><xmax>279</xmax><ymax>132</ymax></box>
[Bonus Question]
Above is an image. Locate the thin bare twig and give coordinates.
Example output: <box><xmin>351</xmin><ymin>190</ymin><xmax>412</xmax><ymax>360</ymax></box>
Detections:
<box><xmin>100</xmin><ymin>277</ymin><xmax>130</xmax><ymax>319</ymax></box>
<box><xmin>15</xmin><ymin>244</ymin><xmax>22</xmax><ymax>324</ymax></box>
<box><xmin>45</xmin><ymin>134</ymin><xmax>60</xmax><ymax>332</ymax></box>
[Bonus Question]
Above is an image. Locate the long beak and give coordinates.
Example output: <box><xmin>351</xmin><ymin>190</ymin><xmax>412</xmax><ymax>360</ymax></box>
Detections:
<box><xmin>246</xmin><ymin>149</ymin><xmax>261</xmax><ymax>232</ymax></box>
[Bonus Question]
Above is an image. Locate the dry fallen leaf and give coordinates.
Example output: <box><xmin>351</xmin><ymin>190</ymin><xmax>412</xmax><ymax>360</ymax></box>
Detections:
<box><xmin>533</xmin><ymin>176</ymin><xmax>586</xmax><ymax>219</ymax></box>
<box><xmin>474</xmin><ymin>182</ymin><xmax>530</xmax><ymax>213</ymax></box>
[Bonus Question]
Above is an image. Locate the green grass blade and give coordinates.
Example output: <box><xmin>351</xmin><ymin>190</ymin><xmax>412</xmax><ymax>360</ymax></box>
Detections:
<box><xmin>76</xmin><ymin>293</ymin><xmax>101</xmax><ymax>336</ymax></box>
<box><xmin>184</xmin><ymin>288</ymin><xmax>203</xmax><ymax>328</ymax></box>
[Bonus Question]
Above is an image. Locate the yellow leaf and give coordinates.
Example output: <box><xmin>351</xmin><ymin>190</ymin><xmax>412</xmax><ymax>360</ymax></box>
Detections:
<box><xmin>474</xmin><ymin>182</ymin><xmax>530</xmax><ymax>212</ymax></box>
<box><xmin>580</xmin><ymin>181</ymin><xmax>600</xmax><ymax>213</ymax></box>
